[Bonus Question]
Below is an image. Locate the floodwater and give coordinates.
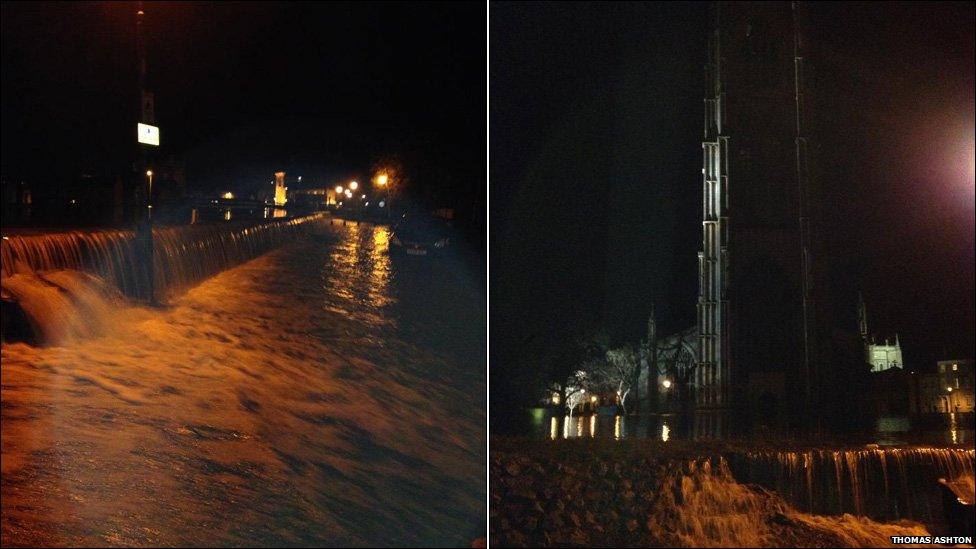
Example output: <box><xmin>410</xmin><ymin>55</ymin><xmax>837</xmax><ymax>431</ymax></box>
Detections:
<box><xmin>528</xmin><ymin>409</ymin><xmax>974</xmax><ymax>447</ymax></box>
<box><xmin>1</xmin><ymin>222</ymin><xmax>486</xmax><ymax>547</ymax></box>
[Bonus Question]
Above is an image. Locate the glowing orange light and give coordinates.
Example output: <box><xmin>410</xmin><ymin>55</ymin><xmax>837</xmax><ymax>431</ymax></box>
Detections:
<box><xmin>376</xmin><ymin>173</ymin><xmax>389</xmax><ymax>186</ymax></box>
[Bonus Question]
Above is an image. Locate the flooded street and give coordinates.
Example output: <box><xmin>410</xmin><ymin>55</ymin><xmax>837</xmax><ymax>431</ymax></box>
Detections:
<box><xmin>1</xmin><ymin>222</ymin><xmax>486</xmax><ymax>547</ymax></box>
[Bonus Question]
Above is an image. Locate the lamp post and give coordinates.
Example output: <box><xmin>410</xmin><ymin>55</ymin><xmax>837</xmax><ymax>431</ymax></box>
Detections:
<box><xmin>376</xmin><ymin>173</ymin><xmax>390</xmax><ymax>219</ymax></box>
<box><xmin>136</xmin><ymin>2</ymin><xmax>156</xmax><ymax>305</ymax></box>
<box><xmin>146</xmin><ymin>170</ymin><xmax>154</xmax><ymax>220</ymax></box>
<box><xmin>144</xmin><ymin>169</ymin><xmax>155</xmax><ymax>304</ymax></box>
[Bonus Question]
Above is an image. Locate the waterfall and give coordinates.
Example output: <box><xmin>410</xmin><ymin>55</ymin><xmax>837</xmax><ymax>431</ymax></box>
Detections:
<box><xmin>492</xmin><ymin>446</ymin><xmax>940</xmax><ymax>548</ymax></box>
<box><xmin>1</xmin><ymin>214</ymin><xmax>329</xmax><ymax>344</ymax></box>
<box><xmin>729</xmin><ymin>448</ymin><xmax>975</xmax><ymax>524</ymax></box>
<box><xmin>645</xmin><ymin>457</ymin><xmax>933</xmax><ymax>548</ymax></box>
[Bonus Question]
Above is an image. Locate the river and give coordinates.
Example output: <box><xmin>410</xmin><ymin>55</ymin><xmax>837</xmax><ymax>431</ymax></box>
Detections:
<box><xmin>1</xmin><ymin>221</ymin><xmax>486</xmax><ymax>547</ymax></box>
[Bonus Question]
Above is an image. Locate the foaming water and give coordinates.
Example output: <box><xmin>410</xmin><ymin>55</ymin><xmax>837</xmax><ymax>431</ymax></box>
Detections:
<box><xmin>1</xmin><ymin>224</ymin><xmax>485</xmax><ymax>546</ymax></box>
<box><xmin>646</xmin><ymin>457</ymin><xmax>932</xmax><ymax>548</ymax></box>
<box><xmin>1</xmin><ymin>215</ymin><xmax>328</xmax><ymax>344</ymax></box>
<box><xmin>1</xmin><ymin>270</ymin><xmax>126</xmax><ymax>345</ymax></box>
<box><xmin>1</xmin><ymin>214</ymin><xmax>327</xmax><ymax>296</ymax></box>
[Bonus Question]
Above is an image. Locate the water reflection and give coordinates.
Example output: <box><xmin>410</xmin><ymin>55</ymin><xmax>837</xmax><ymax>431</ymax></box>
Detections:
<box><xmin>950</xmin><ymin>413</ymin><xmax>958</xmax><ymax>445</ymax></box>
<box><xmin>0</xmin><ymin>222</ymin><xmax>485</xmax><ymax>546</ymax></box>
<box><xmin>530</xmin><ymin>409</ymin><xmax>973</xmax><ymax>446</ymax></box>
<box><xmin>322</xmin><ymin>223</ymin><xmax>396</xmax><ymax>324</ymax></box>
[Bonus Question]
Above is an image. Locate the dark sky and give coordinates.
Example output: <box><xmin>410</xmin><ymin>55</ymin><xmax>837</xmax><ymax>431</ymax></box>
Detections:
<box><xmin>2</xmin><ymin>1</ymin><xmax>485</xmax><ymax>219</ymax></box>
<box><xmin>490</xmin><ymin>1</ymin><xmax>974</xmax><ymax>386</ymax></box>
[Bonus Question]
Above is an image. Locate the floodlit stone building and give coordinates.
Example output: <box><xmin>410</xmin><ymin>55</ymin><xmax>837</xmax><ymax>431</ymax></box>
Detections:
<box><xmin>858</xmin><ymin>293</ymin><xmax>904</xmax><ymax>372</ymax></box>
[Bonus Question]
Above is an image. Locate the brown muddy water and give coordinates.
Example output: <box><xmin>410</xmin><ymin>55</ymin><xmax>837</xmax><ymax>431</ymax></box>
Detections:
<box><xmin>1</xmin><ymin>222</ymin><xmax>485</xmax><ymax>547</ymax></box>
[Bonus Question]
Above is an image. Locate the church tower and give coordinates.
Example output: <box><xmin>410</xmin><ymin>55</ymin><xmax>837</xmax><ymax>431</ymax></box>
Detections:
<box><xmin>857</xmin><ymin>293</ymin><xmax>904</xmax><ymax>372</ymax></box>
<box><xmin>274</xmin><ymin>171</ymin><xmax>287</xmax><ymax>206</ymax></box>
<box><xmin>697</xmin><ymin>1</ymin><xmax>817</xmax><ymax>427</ymax></box>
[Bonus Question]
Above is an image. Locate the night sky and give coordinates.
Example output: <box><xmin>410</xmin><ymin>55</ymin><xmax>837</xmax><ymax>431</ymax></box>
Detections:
<box><xmin>3</xmin><ymin>2</ymin><xmax>974</xmax><ymax>392</ymax></box>
<box><xmin>490</xmin><ymin>0</ymin><xmax>974</xmax><ymax>409</ymax></box>
<box><xmin>2</xmin><ymin>1</ymin><xmax>486</xmax><ymax>238</ymax></box>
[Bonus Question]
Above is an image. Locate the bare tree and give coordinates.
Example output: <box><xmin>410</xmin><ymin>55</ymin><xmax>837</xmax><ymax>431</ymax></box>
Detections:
<box><xmin>654</xmin><ymin>329</ymin><xmax>696</xmax><ymax>410</ymax></box>
<box><xmin>590</xmin><ymin>345</ymin><xmax>642</xmax><ymax>414</ymax></box>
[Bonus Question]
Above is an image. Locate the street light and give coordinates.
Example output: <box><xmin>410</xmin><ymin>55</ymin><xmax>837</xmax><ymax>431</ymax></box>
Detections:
<box><xmin>349</xmin><ymin>181</ymin><xmax>359</xmax><ymax>191</ymax></box>
<box><xmin>145</xmin><ymin>170</ymin><xmax>154</xmax><ymax>214</ymax></box>
<box><xmin>335</xmin><ymin>185</ymin><xmax>343</xmax><ymax>194</ymax></box>
<box><xmin>375</xmin><ymin>172</ymin><xmax>393</xmax><ymax>219</ymax></box>
<box><xmin>662</xmin><ymin>379</ymin><xmax>672</xmax><ymax>389</ymax></box>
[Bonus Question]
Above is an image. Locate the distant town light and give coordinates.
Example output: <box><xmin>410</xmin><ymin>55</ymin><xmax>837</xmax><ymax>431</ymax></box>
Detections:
<box><xmin>379</xmin><ymin>201</ymin><xmax>385</xmax><ymax>208</ymax></box>
<box><xmin>662</xmin><ymin>379</ymin><xmax>672</xmax><ymax>389</ymax></box>
<box><xmin>349</xmin><ymin>181</ymin><xmax>359</xmax><ymax>190</ymax></box>
<box><xmin>364</xmin><ymin>201</ymin><xmax>369</xmax><ymax>206</ymax></box>
<box><xmin>335</xmin><ymin>185</ymin><xmax>343</xmax><ymax>194</ymax></box>
<box><xmin>947</xmin><ymin>387</ymin><xmax>953</xmax><ymax>392</ymax></box>
<box><xmin>361</xmin><ymin>194</ymin><xmax>366</xmax><ymax>199</ymax></box>
<box><xmin>590</xmin><ymin>395</ymin><xmax>598</xmax><ymax>404</ymax></box>
<box><xmin>376</xmin><ymin>173</ymin><xmax>389</xmax><ymax>186</ymax></box>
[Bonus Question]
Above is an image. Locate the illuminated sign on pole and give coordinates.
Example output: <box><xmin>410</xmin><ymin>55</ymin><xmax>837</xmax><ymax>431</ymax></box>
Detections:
<box><xmin>137</xmin><ymin>123</ymin><xmax>160</xmax><ymax>146</ymax></box>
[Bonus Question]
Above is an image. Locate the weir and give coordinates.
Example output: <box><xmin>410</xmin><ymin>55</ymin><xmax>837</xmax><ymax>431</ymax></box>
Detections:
<box><xmin>729</xmin><ymin>447</ymin><xmax>975</xmax><ymax>525</ymax></box>
<box><xmin>0</xmin><ymin>213</ymin><xmax>329</xmax><ymax>344</ymax></box>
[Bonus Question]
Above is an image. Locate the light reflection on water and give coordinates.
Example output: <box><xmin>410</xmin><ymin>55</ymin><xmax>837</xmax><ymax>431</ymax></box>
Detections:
<box><xmin>0</xmin><ymin>222</ymin><xmax>485</xmax><ymax>547</ymax></box>
<box><xmin>531</xmin><ymin>409</ymin><xmax>974</xmax><ymax>446</ymax></box>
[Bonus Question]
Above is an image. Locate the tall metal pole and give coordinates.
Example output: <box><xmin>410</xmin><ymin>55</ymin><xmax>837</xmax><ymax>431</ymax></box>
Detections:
<box><xmin>793</xmin><ymin>1</ymin><xmax>815</xmax><ymax>433</ymax></box>
<box><xmin>136</xmin><ymin>2</ymin><xmax>155</xmax><ymax>304</ymax></box>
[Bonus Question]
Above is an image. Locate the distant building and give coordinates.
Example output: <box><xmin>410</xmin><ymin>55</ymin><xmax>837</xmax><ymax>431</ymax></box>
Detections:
<box><xmin>913</xmin><ymin>360</ymin><xmax>974</xmax><ymax>414</ymax></box>
<box><xmin>858</xmin><ymin>293</ymin><xmax>904</xmax><ymax>372</ymax></box>
<box><xmin>290</xmin><ymin>188</ymin><xmax>327</xmax><ymax>209</ymax></box>
<box><xmin>274</xmin><ymin>171</ymin><xmax>287</xmax><ymax>206</ymax></box>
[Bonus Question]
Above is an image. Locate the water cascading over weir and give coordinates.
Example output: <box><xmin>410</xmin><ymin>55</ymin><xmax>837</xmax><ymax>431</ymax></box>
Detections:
<box><xmin>491</xmin><ymin>440</ymin><xmax>975</xmax><ymax>547</ymax></box>
<box><xmin>0</xmin><ymin>213</ymin><xmax>328</xmax><ymax>345</ymax></box>
<box><xmin>729</xmin><ymin>447</ymin><xmax>975</xmax><ymax>525</ymax></box>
